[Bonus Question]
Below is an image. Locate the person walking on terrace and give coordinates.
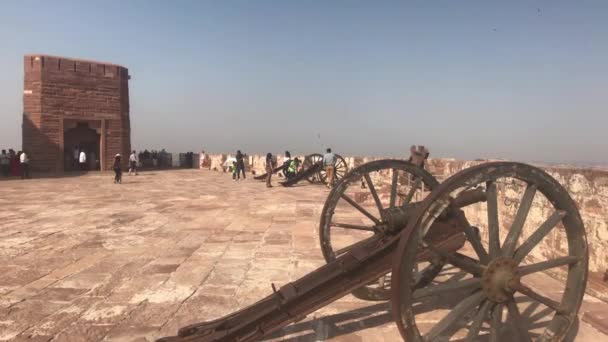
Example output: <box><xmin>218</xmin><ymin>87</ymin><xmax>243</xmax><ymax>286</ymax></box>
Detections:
<box><xmin>323</xmin><ymin>148</ymin><xmax>337</xmax><ymax>188</ymax></box>
<box><xmin>265</xmin><ymin>153</ymin><xmax>275</xmax><ymax>188</ymax></box>
<box><xmin>113</xmin><ymin>154</ymin><xmax>122</xmax><ymax>184</ymax></box>
<box><xmin>235</xmin><ymin>150</ymin><xmax>246</xmax><ymax>180</ymax></box>
<box><xmin>129</xmin><ymin>150</ymin><xmax>138</xmax><ymax>175</ymax></box>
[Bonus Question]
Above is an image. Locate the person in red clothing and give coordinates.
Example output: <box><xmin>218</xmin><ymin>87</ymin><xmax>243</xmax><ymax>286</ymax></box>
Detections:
<box><xmin>9</xmin><ymin>149</ymin><xmax>19</xmax><ymax>176</ymax></box>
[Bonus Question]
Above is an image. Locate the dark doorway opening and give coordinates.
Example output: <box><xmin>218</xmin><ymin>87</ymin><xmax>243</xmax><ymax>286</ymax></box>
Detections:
<box><xmin>64</xmin><ymin>122</ymin><xmax>101</xmax><ymax>171</ymax></box>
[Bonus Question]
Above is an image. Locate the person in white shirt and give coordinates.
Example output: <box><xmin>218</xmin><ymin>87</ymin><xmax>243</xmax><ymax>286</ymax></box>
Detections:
<box><xmin>129</xmin><ymin>150</ymin><xmax>138</xmax><ymax>175</ymax></box>
<box><xmin>20</xmin><ymin>151</ymin><xmax>30</xmax><ymax>179</ymax></box>
<box><xmin>79</xmin><ymin>150</ymin><xmax>87</xmax><ymax>171</ymax></box>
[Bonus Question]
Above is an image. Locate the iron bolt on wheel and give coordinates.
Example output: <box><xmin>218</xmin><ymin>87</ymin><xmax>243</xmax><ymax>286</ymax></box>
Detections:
<box><xmin>319</xmin><ymin>159</ymin><xmax>443</xmax><ymax>300</ymax></box>
<box><xmin>392</xmin><ymin>162</ymin><xmax>588</xmax><ymax>341</ymax></box>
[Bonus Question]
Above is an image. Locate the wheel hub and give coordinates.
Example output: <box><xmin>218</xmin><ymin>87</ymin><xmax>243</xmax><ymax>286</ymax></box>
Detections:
<box><xmin>482</xmin><ymin>257</ymin><xmax>520</xmax><ymax>303</ymax></box>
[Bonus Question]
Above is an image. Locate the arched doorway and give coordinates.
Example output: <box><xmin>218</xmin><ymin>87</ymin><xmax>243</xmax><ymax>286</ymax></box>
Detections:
<box><xmin>64</xmin><ymin>121</ymin><xmax>101</xmax><ymax>171</ymax></box>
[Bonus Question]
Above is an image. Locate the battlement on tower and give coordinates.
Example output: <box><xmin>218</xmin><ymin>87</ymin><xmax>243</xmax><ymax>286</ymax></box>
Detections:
<box><xmin>24</xmin><ymin>54</ymin><xmax>129</xmax><ymax>80</ymax></box>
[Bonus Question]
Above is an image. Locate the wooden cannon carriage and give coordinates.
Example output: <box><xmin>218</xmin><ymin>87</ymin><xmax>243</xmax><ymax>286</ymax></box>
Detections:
<box><xmin>280</xmin><ymin>153</ymin><xmax>348</xmax><ymax>187</ymax></box>
<box><xmin>159</xmin><ymin>159</ymin><xmax>588</xmax><ymax>342</ymax></box>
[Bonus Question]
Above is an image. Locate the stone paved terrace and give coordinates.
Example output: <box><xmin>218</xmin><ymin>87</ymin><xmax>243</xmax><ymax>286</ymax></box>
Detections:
<box><xmin>1</xmin><ymin>169</ymin><xmax>607</xmax><ymax>341</ymax></box>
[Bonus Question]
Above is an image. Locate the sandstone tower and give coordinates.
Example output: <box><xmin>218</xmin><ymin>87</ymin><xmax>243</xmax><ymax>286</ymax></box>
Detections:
<box><xmin>23</xmin><ymin>55</ymin><xmax>131</xmax><ymax>172</ymax></box>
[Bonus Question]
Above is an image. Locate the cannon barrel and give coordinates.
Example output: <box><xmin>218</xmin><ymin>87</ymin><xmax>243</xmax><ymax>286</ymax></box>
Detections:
<box><xmin>158</xmin><ymin>215</ymin><xmax>467</xmax><ymax>342</ymax></box>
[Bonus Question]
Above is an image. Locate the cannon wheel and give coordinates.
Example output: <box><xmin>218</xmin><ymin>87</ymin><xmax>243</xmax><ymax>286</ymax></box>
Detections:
<box><xmin>303</xmin><ymin>154</ymin><xmax>348</xmax><ymax>185</ymax></box>
<box><xmin>303</xmin><ymin>153</ymin><xmax>324</xmax><ymax>184</ymax></box>
<box><xmin>392</xmin><ymin>162</ymin><xmax>588</xmax><ymax>341</ymax></box>
<box><xmin>320</xmin><ymin>159</ymin><xmax>443</xmax><ymax>300</ymax></box>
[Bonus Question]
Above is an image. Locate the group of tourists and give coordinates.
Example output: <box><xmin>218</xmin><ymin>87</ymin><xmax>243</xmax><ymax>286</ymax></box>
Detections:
<box><xmin>261</xmin><ymin>148</ymin><xmax>337</xmax><ymax>188</ymax></box>
<box><xmin>111</xmin><ymin>150</ymin><xmax>139</xmax><ymax>184</ymax></box>
<box><xmin>0</xmin><ymin>149</ymin><xmax>30</xmax><ymax>180</ymax></box>
<box><xmin>70</xmin><ymin>146</ymin><xmax>96</xmax><ymax>171</ymax></box>
<box><xmin>227</xmin><ymin>150</ymin><xmax>247</xmax><ymax>181</ymax></box>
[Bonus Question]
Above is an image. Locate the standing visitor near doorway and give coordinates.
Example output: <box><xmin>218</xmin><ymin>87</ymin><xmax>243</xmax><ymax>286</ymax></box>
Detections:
<box><xmin>90</xmin><ymin>151</ymin><xmax>97</xmax><ymax>170</ymax></box>
<box><xmin>9</xmin><ymin>149</ymin><xmax>18</xmax><ymax>176</ymax></box>
<box><xmin>323</xmin><ymin>148</ymin><xmax>337</xmax><ymax>188</ymax></box>
<box><xmin>0</xmin><ymin>150</ymin><xmax>9</xmax><ymax>177</ymax></box>
<box><xmin>129</xmin><ymin>150</ymin><xmax>138</xmax><ymax>176</ymax></box>
<box><xmin>73</xmin><ymin>146</ymin><xmax>79</xmax><ymax>169</ymax></box>
<box><xmin>20</xmin><ymin>151</ymin><xmax>30</xmax><ymax>179</ymax></box>
<box><xmin>79</xmin><ymin>150</ymin><xmax>87</xmax><ymax>171</ymax></box>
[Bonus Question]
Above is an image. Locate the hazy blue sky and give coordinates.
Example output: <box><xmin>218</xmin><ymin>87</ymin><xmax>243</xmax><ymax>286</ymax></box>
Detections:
<box><xmin>1</xmin><ymin>1</ymin><xmax>606</xmax><ymax>164</ymax></box>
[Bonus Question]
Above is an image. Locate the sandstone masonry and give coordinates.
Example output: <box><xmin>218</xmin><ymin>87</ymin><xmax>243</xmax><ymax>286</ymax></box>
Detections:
<box><xmin>23</xmin><ymin>55</ymin><xmax>131</xmax><ymax>172</ymax></box>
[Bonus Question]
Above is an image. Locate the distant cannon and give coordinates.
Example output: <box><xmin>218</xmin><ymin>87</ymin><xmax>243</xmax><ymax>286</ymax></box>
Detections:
<box><xmin>280</xmin><ymin>153</ymin><xmax>348</xmax><ymax>187</ymax></box>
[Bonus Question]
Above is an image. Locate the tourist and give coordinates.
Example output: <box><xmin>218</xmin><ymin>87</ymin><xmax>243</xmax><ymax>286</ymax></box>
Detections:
<box><xmin>20</xmin><ymin>150</ymin><xmax>30</xmax><ymax>179</ymax></box>
<box><xmin>285</xmin><ymin>157</ymin><xmax>300</xmax><ymax>179</ymax></box>
<box><xmin>9</xmin><ymin>149</ymin><xmax>18</xmax><ymax>176</ymax></box>
<box><xmin>90</xmin><ymin>151</ymin><xmax>97</xmax><ymax>170</ymax></box>
<box><xmin>282</xmin><ymin>151</ymin><xmax>291</xmax><ymax>177</ymax></box>
<box><xmin>15</xmin><ymin>151</ymin><xmax>22</xmax><ymax>177</ymax></box>
<box><xmin>232</xmin><ymin>160</ymin><xmax>238</xmax><ymax>180</ymax></box>
<box><xmin>152</xmin><ymin>152</ymin><xmax>158</xmax><ymax>168</ymax></box>
<box><xmin>129</xmin><ymin>150</ymin><xmax>138</xmax><ymax>175</ymax></box>
<box><xmin>265</xmin><ymin>153</ymin><xmax>274</xmax><ymax>188</ymax></box>
<box><xmin>235</xmin><ymin>150</ymin><xmax>246</xmax><ymax>180</ymax></box>
<box><xmin>323</xmin><ymin>148</ymin><xmax>337</xmax><ymax>188</ymax></box>
<box><xmin>73</xmin><ymin>146</ymin><xmax>79</xmax><ymax>169</ymax></box>
<box><xmin>0</xmin><ymin>149</ymin><xmax>9</xmax><ymax>177</ymax></box>
<box><xmin>113</xmin><ymin>154</ymin><xmax>122</xmax><ymax>184</ymax></box>
<box><xmin>199</xmin><ymin>150</ymin><xmax>206</xmax><ymax>169</ymax></box>
<box><xmin>79</xmin><ymin>149</ymin><xmax>87</xmax><ymax>171</ymax></box>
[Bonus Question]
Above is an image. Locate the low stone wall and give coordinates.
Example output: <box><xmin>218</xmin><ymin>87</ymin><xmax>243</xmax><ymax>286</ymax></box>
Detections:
<box><xmin>198</xmin><ymin>152</ymin><xmax>608</xmax><ymax>300</ymax></box>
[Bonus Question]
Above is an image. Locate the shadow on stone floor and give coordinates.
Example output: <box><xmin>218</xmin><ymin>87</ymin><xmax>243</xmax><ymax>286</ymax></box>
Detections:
<box><xmin>263</xmin><ymin>269</ymin><xmax>578</xmax><ymax>341</ymax></box>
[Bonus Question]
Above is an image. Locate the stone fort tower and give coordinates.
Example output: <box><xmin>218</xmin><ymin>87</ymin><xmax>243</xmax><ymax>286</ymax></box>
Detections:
<box><xmin>23</xmin><ymin>54</ymin><xmax>131</xmax><ymax>172</ymax></box>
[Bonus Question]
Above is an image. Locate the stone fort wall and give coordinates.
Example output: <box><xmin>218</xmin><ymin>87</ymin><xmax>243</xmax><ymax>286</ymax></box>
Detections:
<box><xmin>198</xmin><ymin>152</ymin><xmax>608</xmax><ymax>300</ymax></box>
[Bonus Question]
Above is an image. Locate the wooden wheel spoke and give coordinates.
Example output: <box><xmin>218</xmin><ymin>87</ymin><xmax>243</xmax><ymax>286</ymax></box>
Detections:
<box><xmin>486</xmin><ymin>181</ymin><xmax>501</xmax><ymax>258</ymax></box>
<box><xmin>424</xmin><ymin>291</ymin><xmax>485</xmax><ymax>341</ymax></box>
<box><xmin>490</xmin><ymin>303</ymin><xmax>503</xmax><ymax>342</ymax></box>
<box><xmin>455</xmin><ymin>211</ymin><xmax>490</xmax><ymax>264</ymax></box>
<box><xmin>389</xmin><ymin>169</ymin><xmax>398</xmax><ymax>208</ymax></box>
<box><xmin>511</xmin><ymin>282</ymin><xmax>562</xmax><ymax>313</ymax></box>
<box><xmin>518</xmin><ymin>256</ymin><xmax>581</xmax><ymax>276</ymax></box>
<box><xmin>464</xmin><ymin>300</ymin><xmax>492</xmax><ymax>342</ymax></box>
<box><xmin>502</xmin><ymin>184</ymin><xmax>537</xmax><ymax>257</ymax></box>
<box><xmin>378</xmin><ymin>275</ymin><xmax>387</xmax><ymax>289</ymax></box>
<box><xmin>364</xmin><ymin>174</ymin><xmax>384</xmax><ymax>215</ymax></box>
<box><xmin>340</xmin><ymin>193</ymin><xmax>381</xmax><ymax>225</ymax></box>
<box><xmin>507</xmin><ymin>300</ymin><xmax>532</xmax><ymax>342</ymax></box>
<box><xmin>403</xmin><ymin>178</ymin><xmax>421</xmax><ymax>205</ymax></box>
<box><xmin>423</xmin><ymin>243</ymin><xmax>484</xmax><ymax>276</ymax></box>
<box><xmin>513</xmin><ymin>210</ymin><xmax>566</xmax><ymax>263</ymax></box>
<box><xmin>331</xmin><ymin>222</ymin><xmax>376</xmax><ymax>232</ymax></box>
<box><xmin>412</xmin><ymin>261</ymin><xmax>444</xmax><ymax>289</ymax></box>
<box><xmin>413</xmin><ymin>277</ymin><xmax>481</xmax><ymax>300</ymax></box>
